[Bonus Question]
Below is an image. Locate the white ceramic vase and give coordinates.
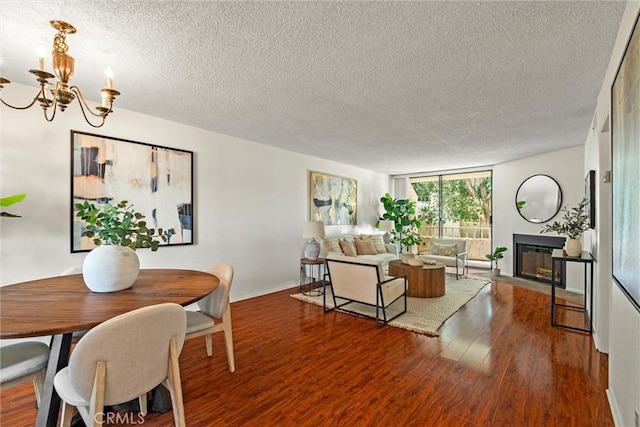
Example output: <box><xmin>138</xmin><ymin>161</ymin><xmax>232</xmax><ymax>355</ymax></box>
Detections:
<box><xmin>565</xmin><ymin>238</ymin><xmax>582</xmax><ymax>257</ymax></box>
<box><xmin>82</xmin><ymin>245</ymin><xmax>140</xmax><ymax>292</ymax></box>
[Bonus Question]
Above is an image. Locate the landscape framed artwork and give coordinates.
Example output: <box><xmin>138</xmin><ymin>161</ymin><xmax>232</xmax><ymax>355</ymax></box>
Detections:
<box><xmin>71</xmin><ymin>131</ymin><xmax>194</xmax><ymax>252</ymax></box>
<box><xmin>611</xmin><ymin>12</ymin><xmax>639</xmax><ymax>313</ymax></box>
<box><xmin>309</xmin><ymin>171</ymin><xmax>357</xmax><ymax>226</ymax></box>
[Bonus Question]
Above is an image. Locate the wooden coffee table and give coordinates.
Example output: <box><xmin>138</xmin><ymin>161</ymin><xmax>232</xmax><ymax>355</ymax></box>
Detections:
<box><xmin>388</xmin><ymin>260</ymin><xmax>446</xmax><ymax>298</ymax></box>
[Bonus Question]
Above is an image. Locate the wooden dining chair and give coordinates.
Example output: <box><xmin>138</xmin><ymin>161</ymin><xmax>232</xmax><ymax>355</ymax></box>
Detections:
<box><xmin>53</xmin><ymin>303</ymin><xmax>187</xmax><ymax>427</ymax></box>
<box><xmin>185</xmin><ymin>263</ymin><xmax>235</xmax><ymax>372</ymax></box>
<box><xmin>0</xmin><ymin>341</ymin><xmax>50</xmax><ymax>407</ymax></box>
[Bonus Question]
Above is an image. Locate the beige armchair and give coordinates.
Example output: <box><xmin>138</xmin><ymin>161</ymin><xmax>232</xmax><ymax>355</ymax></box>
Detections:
<box><xmin>325</xmin><ymin>254</ymin><xmax>407</xmax><ymax>328</ymax></box>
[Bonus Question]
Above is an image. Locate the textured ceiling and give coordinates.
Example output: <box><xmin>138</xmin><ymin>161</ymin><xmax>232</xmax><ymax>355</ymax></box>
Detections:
<box><xmin>0</xmin><ymin>1</ymin><xmax>627</xmax><ymax>175</ymax></box>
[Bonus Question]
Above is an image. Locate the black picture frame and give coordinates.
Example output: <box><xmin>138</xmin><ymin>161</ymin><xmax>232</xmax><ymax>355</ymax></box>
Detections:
<box><xmin>71</xmin><ymin>130</ymin><xmax>194</xmax><ymax>253</ymax></box>
<box><xmin>584</xmin><ymin>170</ymin><xmax>595</xmax><ymax>229</ymax></box>
<box><xmin>611</xmin><ymin>12</ymin><xmax>640</xmax><ymax>313</ymax></box>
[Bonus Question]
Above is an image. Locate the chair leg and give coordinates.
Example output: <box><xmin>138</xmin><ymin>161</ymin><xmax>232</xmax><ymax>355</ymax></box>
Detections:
<box><xmin>89</xmin><ymin>361</ymin><xmax>106</xmax><ymax>427</ymax></box>
<box><xmin>204</xmin><ymin>334</ymin><xmax>213</xmax><ymax>357</ymax></box>
<box><xmin>60</xmin><ymin>401</ymin><xmax>75</xmax><ymax>427</ymax></box>
<box><xmin>139</xmin><ymin>393</ymin><xmax>148</xmax><ymax>416</ymax></box>
<box><xmin>32</xmin><ymin>369</ymin><xmax>45</xmax><ymax>408</ymax></box>
<box><xmin>222</xmin><ymin>308</ymin><xmax>235</xmax><ymax>372</ymax></box>
<box><xmin>166</xmin><ymin>337</ymin><xmax>186</xmax><ymax>427</ymax></box>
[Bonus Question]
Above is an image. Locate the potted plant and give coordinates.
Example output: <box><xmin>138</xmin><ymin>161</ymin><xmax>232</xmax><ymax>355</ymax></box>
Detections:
<box><xmin>379</xmin><ymin>193</ymin><xmax>423</xmax><ymax>254</ymax></box>
<box><xmin>540</xmin><ymin>198</ymin><xmax>589</xmax><ymax>257</ymax></box>
<box><xmin>486</xmin><ymin>246</ymin><xmax>508</xmax><ymax>276</ymax></box>
<box><xmin>75</xmin><ymin>200</ymin><xmax>169</xmax><ymax>292</ymax></box>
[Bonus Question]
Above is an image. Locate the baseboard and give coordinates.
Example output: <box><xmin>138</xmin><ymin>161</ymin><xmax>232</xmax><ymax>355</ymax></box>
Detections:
<box><xmin>592</xmin><ymin>332</ymin><xmax>609</xmax><ymax>354</ymax></box>
<box><xmin>606</xmin><ymin>388</ymin><xmax>623</xmax><ymax>426</ymax></box>
<box><xmin>231</xmin><ymin>281</ymin><xmax>298</xmax><ymax>303</ymax></box>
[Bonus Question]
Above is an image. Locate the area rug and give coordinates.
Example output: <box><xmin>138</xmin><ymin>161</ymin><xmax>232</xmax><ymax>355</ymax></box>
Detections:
<box><xmin>291</xmin><ymin>276</ymin><xmax>490</xmax><ymax>336</ymax></box>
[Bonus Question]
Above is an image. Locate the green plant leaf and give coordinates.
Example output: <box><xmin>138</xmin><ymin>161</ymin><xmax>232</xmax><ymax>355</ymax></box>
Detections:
<box><xmin>0</xmin><ymin>193</ymin><xmax>27</xmax><ymax>207</ymax></box>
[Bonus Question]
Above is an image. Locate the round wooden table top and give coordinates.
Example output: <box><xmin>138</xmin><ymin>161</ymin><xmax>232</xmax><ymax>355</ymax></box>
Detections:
<box><xmin>0</xmin><ymin>269</ymin><xmax>219</xmax><ymax>339</ymax></box>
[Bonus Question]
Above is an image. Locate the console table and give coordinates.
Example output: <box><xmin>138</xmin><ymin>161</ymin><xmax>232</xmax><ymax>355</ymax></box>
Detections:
<box><xmin>550</xmin><ymin>249</ymin><xmax>594</xmax><ymax>333</ymax></box>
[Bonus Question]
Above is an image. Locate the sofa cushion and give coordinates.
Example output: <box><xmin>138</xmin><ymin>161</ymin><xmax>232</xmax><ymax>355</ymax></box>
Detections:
<box><xmin>320</xmin><ymin>236</ymin><xmax>342</xmax><ymax>254</ymax></box>
<box><xmin>360</xmin><ymin>234</ymin><xmax>388</xmax><ymax>254</ymax></box>
<box><xmin>339</xmin><ymin>239</ymin><xmax>357</xmax><ymax>257</ymax></box>
<box><xmin>429</xmin><ymin>242</ymin><xmax>458</xmax><ymax>257</ymax></box>
<box><xmin>354</xmin><ymin>238</ymin><xmax>378</xmax><ymax>255</ymax></box>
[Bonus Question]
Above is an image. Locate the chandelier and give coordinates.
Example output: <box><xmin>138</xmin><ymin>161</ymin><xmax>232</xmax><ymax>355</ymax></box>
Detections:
<box><xmin>0</xmin><ymin>20</ymin><xmax>120</xmax><ymax>128</ymax></box>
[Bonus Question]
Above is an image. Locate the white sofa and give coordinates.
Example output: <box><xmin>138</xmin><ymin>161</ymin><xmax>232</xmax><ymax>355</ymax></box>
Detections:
<box><xmin>319</xmin><ymin>234</ymin><xmax>398</xmax><ymax>274</ymax></box>
<box><xmin>325</xmin><ymin>254</ymin><xmax>407</xmax><ymax>328</ymax></box>
<box><xmin>417</xmin><ymin>237</ymin><xmax>468</xmax><ymax>279</ymax></box>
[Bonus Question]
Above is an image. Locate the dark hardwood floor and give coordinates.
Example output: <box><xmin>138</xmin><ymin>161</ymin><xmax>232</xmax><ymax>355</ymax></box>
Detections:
<box><xmin>1</xmin><ymin>278</ymin><xmax>612</xmax><ymax>426</ymax></box>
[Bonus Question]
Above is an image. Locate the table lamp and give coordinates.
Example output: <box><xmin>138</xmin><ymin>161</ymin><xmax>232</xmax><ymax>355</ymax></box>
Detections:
<box><xmin>302</xmin><ymin>221</ymin><xmax>325</xmax><ymax>260</ymax></box>
<box><xmin>378</xmin><ymin>220</ymin><xmax>394</xmax><ymax>244</ymax></box>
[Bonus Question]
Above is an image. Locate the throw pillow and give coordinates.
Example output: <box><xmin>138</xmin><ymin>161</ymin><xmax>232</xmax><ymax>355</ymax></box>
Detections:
<box><xmin>339</xmin><ymin>239</ymin><xmax>357</xmax><ymax>257</ymax></box>
<box><xmin>360</xmin><ymin>234</ymin><xmax>388</xmax><ymax>254</ymax></box>
<box><xmin>429</xmin><ymin>242</ymin><xmax>458</xmax><ymax>257</ymax></box>
<box><xmin>321</xmin><ymin>236</ymin><xmax>342</xmax><ymax>254</ymax></box>
<box><xmin>354</xmin><ymin>238</ymin><xmax>378</xmax><ymax>255</ymax></box>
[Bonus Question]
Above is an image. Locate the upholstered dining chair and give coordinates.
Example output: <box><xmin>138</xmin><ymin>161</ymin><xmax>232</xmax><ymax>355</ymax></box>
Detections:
<box><xmin>185</xmin><ymin>263</ymin><xmax>235</xmax><ymax>372</ymax></box>
<box><xmin>53</xmin><ymin>303</ymin><xmax>187</xmax><ymax>427</ymax></box>
<box><xmin>0</xmin><ymin>341</ymin><xmax>50</xmax><ymax>407</ymax></box>
<box><xmin>60</xmin><ymin>264</ymin><xmax>150</xmax><ymax>415</ymax></box>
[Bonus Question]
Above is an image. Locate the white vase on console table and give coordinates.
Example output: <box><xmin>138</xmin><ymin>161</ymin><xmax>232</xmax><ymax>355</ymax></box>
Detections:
<box><xmin>565</xmin><ymin>238</ymin><xmax>582</xmax><ymax>257</ymax></box>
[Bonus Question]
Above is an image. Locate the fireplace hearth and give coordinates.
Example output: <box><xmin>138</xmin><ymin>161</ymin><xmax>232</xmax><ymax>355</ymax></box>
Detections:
<box><xmin>513</xmin><ymin>234</ymin><xmax>566</xmax><ymax>287</ymax></box>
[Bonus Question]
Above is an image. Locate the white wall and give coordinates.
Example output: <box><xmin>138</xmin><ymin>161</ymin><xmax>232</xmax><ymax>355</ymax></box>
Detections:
<box><xmin>589</xmin><ymin>2</ymin><xmax>640</xmax><ymax>426</ymax></box>
<box><xmin>0</xmin><ymin>83</ymin><xmax>390</xmax><ymax>303</ymax></box>
<box><xmin>493</xmin><ymin>146</ymin><xmax>587</xmax><ymax>292</ymax></box>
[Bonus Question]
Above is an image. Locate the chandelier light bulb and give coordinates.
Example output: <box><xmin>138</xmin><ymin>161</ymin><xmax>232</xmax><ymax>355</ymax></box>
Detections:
<box><xmin>105</xmin><ymin>67</ymin><xmax>114</xmax><ymax>90</ymax></box>
<box><xmin>37</xmin><ymin>46</ymin><xmax>46</xmax><ymax>71</ymax></box>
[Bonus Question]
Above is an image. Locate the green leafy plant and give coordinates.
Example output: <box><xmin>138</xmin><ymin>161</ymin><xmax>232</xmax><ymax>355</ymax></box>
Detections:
<box><xmin>75</xmin><ymin>200</ymin><xmax>169</xmax><ymax>251</ymax></box>
<box><xmin>1</xmin><ymin>193</ymin><xmax>27</xmax><ymax>217</ymax></box>
<box><xmin>379</xmin><ymin>193</ymin><xmax>423</xmax><ymax>252</ymax></box>
<box><xmin>486</xmin><ymin>246</ymin><xmax>508</xmax><ymax>269</ymax></box>
<box><xmin>540</xmin><ymin>199</ymin><xmax>589</xmax><ymax>239</ymax></box>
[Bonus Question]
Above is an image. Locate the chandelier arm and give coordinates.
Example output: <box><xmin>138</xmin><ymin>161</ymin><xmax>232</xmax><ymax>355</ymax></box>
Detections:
<box><xmin>42</xmin><ymin>103</ymin><xmax>57</xmax><ymax>122</ymax></box>
<box><xmin>0</xmin><ymin>87</ymin><xmax>46</xmax><ymax>110</ymax></box>
<box><xmin>70</xmin><ymin>90</ymin><xmax>106</xmax><ymax>127</ymax></box>
<box><xmin>70</xmin><ymin>86</ymin><xmax>109</xmax><ymax>118</ymax></box>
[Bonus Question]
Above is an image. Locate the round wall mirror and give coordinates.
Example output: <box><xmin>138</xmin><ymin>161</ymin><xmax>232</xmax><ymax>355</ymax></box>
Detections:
<box><xmin>515</xmin><ymin>174</ymin><xmax>562</xmax><ymax>223</ymax></box>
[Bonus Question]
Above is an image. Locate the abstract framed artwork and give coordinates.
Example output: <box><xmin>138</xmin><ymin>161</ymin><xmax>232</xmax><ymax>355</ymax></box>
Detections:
<box><xmin>71</xmin><ymin>130</ymin><xmax>194</xmax><ymax>252</ymax></box>
<box><xmin>309</xmin><ymin>171</ymin><xmax>357</xmax><ymax>226</ymax></box>
<box><xmin>611</xmin><ymin>12</ymin><xmax>640</xmax><ymax>313</ymax></box>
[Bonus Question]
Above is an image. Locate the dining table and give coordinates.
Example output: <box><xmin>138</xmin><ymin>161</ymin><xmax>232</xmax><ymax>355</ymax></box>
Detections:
<box><xmin>0</xmin><ymin>268</ymin><xmax>219</xmax><ymax>427</ymax></box>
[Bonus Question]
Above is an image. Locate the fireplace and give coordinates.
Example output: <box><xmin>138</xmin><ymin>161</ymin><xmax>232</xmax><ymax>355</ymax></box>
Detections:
<box><xmin>513</xmin><ymin>234</ymin><xmax>566</xmax><ymax>287</ymax></box>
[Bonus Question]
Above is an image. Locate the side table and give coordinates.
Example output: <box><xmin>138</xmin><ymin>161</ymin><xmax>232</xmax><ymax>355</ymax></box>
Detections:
<box><xmin>300</xmin><ymin>258</ymin><xmax>326</xmax><ymax>296</ymax></box>
<box><xmin>388</xmin><ymin>260</ymin><xmax>446</xmax><ymax>298</ymax></box>
<box><xmin>551</xmin><ymin>249</ymin><xmax>594</xmax><ymax>333</ymax></box>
